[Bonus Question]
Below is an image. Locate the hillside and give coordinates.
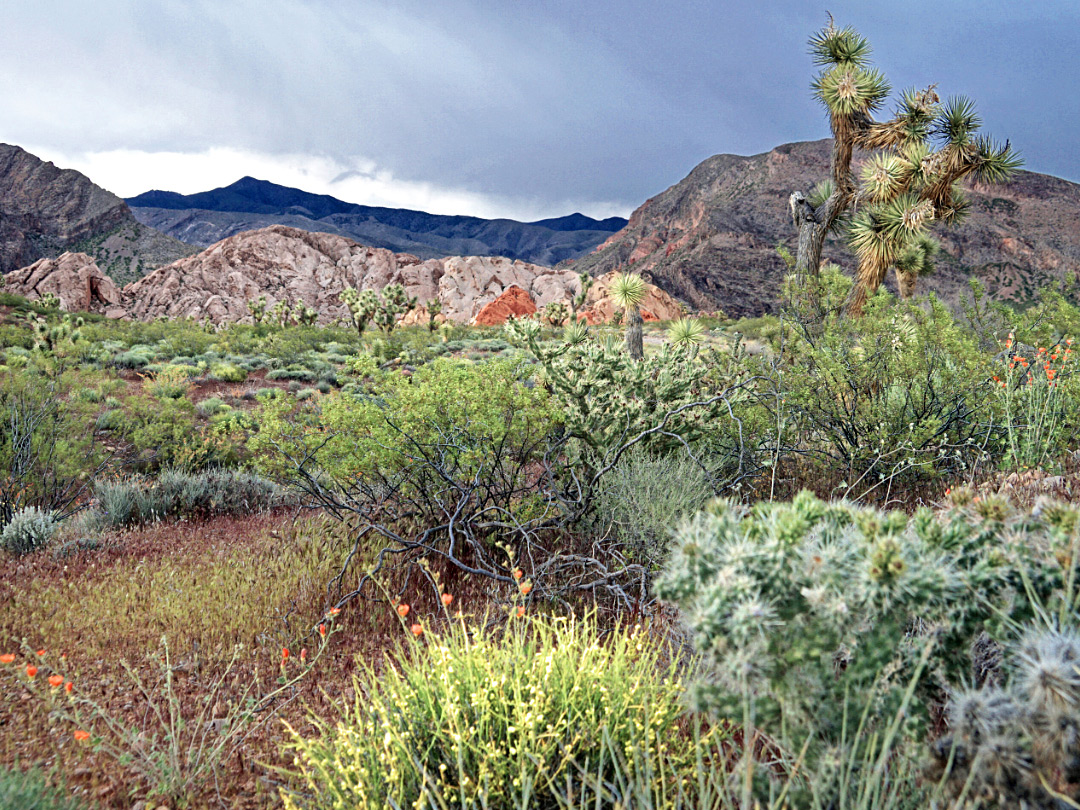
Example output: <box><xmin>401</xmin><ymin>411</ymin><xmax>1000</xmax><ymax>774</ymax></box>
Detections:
<box><xmin>571</xmin><ymin>139</ymin><xmax>1080</xmax><ymax>317</ymax></box>
<box><xmin>127</xmin><ymin>177</ymin><xmax>627</xmax><ymax>266</ymax></box>
<box><xmin>0</xmin><ymin>144</ymin><xmax>195</xmax><ymax>284</ymax></box>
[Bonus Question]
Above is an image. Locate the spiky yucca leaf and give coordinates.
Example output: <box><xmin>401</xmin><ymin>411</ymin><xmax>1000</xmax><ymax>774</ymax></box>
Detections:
<box><xmin>971</xmin><ymin>136</ymin><xmax>1023</xmax><ymax>184</ymax></box>
<box><xmin>609</xmin><ymin>273</ymin><xmax>647</xmax><ymax>310</ymax></box>
<box><xmin>848</xmin><ymin>210</ymin><xmax>899</xmax><ymax>269</ymax></box>
<box><xmin>934</xmin><ymin>96</ymin><xmax>981</xmax><ymax>147</ymax></box>
<box><xmin>807</xmin><ymin>179</ymin><xmax>835</xmax><ymax>209</ymax></box>
<box><xmin>808</xmin><ymin>21</ymin><xmax>872</xmax><ymax>68</ymax></box>
<box><xmin>860</xmin><ymin>153</ymin><xmax>908</xmax><ymax>202</ymax></box>
<box><xmin>667</xmin><ymin>317</ymin><xmax>705</xmax><ymax>348</ymax></box>
<box><xmin>813</xmin><ymin>65</ymin><xmax>891</xmax><ymax>116</ymax></box>
<box><xmin>562</xmin><ymin>319</ymin><xmax>589</xmax><ymax>346</ymax></box>
<box><xmin>936</xmin><ymin>183</ymin><xmax>971</xmax><ymax>226</ymax></box>
<box><xmin>896</xmin><ymin>234</ymin><xmax>940</xmax><ymax>277</ymax></box>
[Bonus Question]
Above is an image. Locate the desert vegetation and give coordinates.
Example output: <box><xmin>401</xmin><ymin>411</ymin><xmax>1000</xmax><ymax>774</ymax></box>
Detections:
<box><xmin>3</xmin><ymin>19</ymin><xmax>1080</xmax><ymax>810</ymax></box>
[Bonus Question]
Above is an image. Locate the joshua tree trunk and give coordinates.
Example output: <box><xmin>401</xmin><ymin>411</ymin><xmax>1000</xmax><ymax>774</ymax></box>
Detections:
<box><xmin>625</xmin><ymin>306</ymin><xmax>643</xmax><ymax>360</ymax></box>
<box><xmin>895</xmin><ymin>267</ymin><xmax>918</xmax><ymax>300</ymax></box>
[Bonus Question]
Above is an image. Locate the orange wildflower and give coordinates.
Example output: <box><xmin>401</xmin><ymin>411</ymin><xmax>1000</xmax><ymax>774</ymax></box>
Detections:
<box><xmin>441</xmin><ymin>593</ymin><xmax>453</xmax><ymax>607</ymax></box>
<box><xmin>300</xmin><ymin>648</ymin><xmax>307</xmax><ymax>663</ymax></box>
<box><xmin>73</xmin><ymin>730</ymin><xmax>91</xmax><ymax>742</ymax></box>
<box><xmin>35</xmin><ymin>649</ymin><xmax>45</xmax><ymax>657</ymax></box>
<box><xmin>516</xmin><ymin>606</ymin><xmax>525</xmax><ymax>617</ymax></box>
<box><xmin>0</xmin><ymin>654</ymin><xmax>14</xmax><ymax>665</ymax></box>
<box><xmin>48</xmin><ymin>674</ymin><xmax>64</xmax><ymax>688</ymax></box>
<box><xmin>327</xmin><ymin>607</ymin><xmax>341</xmax><ymax>617</ymax></box>
<box><xmin>318</xmin><ymin>623</ymin><xmax>327</xmax><ymax>638</ymax></box>
<box><xmin>519</xmin><ymin>582</ymin><xmax>533</xmax><ymax>596</ymax></box>
<box><xmin>25</xmin><ymin>665</ymin><xmax>37</xmax><ymax>678</ymax></box>
<box><xmin>65</xmin><ymin>681</ymin><xmax>73</xmax><ymax>694</ymax></box>
<box><xmin>281</xmin><ymin>648</ymin><xmax>289</xmax><ymax>661</ymax></box>
<box><xmin>512</xmin><ymin>569</ymin><xmax>523</xmax><ymax>580</ymax></box>
<box><xmin>410</xmin><ymin>624</ymin><xmax>423</xmax><ymax>637</ymax></box>
<box><xmin>397</xmin><ymin>604</ymin><xmax>410</xmax><ymax>617</ymax></box>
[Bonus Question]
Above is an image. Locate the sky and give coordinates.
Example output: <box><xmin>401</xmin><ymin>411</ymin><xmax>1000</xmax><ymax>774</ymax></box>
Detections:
<box><xmin>4</xmin><ymin>0</ymin><xmax>1078</xmax><ymax>221</ymax></box>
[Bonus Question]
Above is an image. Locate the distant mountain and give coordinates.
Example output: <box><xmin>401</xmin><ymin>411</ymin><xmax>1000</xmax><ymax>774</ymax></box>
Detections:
<box><xmin>572</xmin><ymin>139</ymin><xmax>1080</xmax><ymax>318</ymax></box>
<box><xmin>126</xmin><ymin>178</ymin><xmax>628</xmax><ymax>266</ymax></box>
<box><xmin>0</xmin><ymin>144</ymin><xmax>195</xmax><ymax>283</ymax></box>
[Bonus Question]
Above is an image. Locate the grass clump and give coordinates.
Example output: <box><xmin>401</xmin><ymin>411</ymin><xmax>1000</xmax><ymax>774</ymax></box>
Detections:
<box><xmin>282</xmin><ymin>614</ymin><xmax>718</xmax><ymax>810</ymax></box>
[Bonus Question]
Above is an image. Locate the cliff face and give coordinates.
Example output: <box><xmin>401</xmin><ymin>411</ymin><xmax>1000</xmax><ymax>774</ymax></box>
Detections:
<box><xmin>0</xmin><ymin>145</ymin><xmax>195</xmax><ymax>283</ymax></box>
<box><xmin>572</xmin><ymin>140</ymin><xmax>1080</xmax><ymax>317</ymax></box>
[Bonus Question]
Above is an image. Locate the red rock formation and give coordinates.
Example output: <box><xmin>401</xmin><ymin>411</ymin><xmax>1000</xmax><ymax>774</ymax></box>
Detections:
<box><xmin>471</xmin><ymin>285</ymin><xmax>538</xmax><ymax>326</ymax></box>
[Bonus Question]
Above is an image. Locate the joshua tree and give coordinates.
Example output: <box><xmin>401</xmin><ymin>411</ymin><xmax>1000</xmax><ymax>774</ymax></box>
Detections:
<box><xmin>425</xmin><ymin>298</ymin><xmax>442</xmax><ymax>332</ymax></box>
<box><xmin>790</xmin><ymin>18</ymin><xmax>1020</xmax><ymax>318</ymax></box>
<box><xmin>339</xmin><ymin>287</ymin><xmax>379</xmax><ymax>336</ymax></box>
<box><xmin>543</xmin><ymin>301</ymin><xmax>570</xmax><ymax>327</ymax></box>
<box><xmin>609</xmin><ymin>273</ymin><xmax>647</xmax><ymax>359</ymax></box>
<box><xmin>374</xmin><ymin>283</ymin><xmax>417</xmax><ymax>335</ymax></box>
<box><xmin>246</xmin><ymin>295</ymin><xmax>268</xmax><ymax>324</ymax></box>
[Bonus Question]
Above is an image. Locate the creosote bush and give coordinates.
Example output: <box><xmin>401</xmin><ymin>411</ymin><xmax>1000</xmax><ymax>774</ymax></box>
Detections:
<box><xmin>281</xmin><ymin>613</ymin><xmax>721</xmax><ymax>810</ymax></box>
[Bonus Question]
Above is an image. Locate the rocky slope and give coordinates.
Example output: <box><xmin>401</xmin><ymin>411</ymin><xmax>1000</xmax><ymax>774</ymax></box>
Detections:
<box><xmin>127</xmin><ymin>177</ymin><xmax>627</xmax><ymax>266</ymax></box>
<box><xmin>571</xmin><ymin>139</ymin><xmax>1080</xmax><ymax>317</ymax></box>
<box><xmin>0</xmin><ymin>145</ymin><xmax>195</xmax><ymax>284</ymax></box>
<box><xmin>4</xmin><ymin>225</ymin><xmax>680</xmax><ymax>327</ymax></box>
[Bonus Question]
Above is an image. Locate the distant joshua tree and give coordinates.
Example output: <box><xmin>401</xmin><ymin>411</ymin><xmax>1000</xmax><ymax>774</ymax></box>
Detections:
<box><xmin>790</xmin><ymin>17</ymin><xmax>1021</xmax><ymax>318</ymax></box>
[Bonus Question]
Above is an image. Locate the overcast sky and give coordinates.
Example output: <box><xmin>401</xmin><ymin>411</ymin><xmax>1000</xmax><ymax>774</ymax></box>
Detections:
<box><xmin>4</xmin><ymin>1</ymin><xmax>1078</xmax><ymax>221</ymax></box>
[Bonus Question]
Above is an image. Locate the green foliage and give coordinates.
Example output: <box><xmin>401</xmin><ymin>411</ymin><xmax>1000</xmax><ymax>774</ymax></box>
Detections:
<box><xmin>145</xmin><ymin>365</ymin><xmax>191</xmax><ymax>399</ymax></box>
<box><xmin>0</xmin><ymin>505</ymin><xmax>58</xmax><ymax>555</ymax></box>
<box><xmin>779</xmin><ymin>271</ymin><xmax>992</xmax><ymax>490</ymax></box>
<box><xmin>252</xmin><ymin>358</ymin><xmax>555</xmax><ymax>481</ymax></box>
<box><xmin>281</xmin><ymin>615</ymin><xmax>716</xmax><ymax>810</ymax></box>
<box><xmin>0</xmin><ymin>768</ymin><xmax>90</xmax><ymax>810</ymax></box>
<box><xmin>667</xmin><ymin>317</ymin><xmax>706</xmax><ymax>348</ymax></box>
<box><xmin>208</xmin><ymin>362</ymin><xmax>247</xmax><ymax>383</ymax></box>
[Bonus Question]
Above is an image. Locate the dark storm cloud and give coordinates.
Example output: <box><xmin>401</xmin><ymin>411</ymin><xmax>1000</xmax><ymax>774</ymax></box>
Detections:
<box><xmin>2</xmin><ymin>0</ymin><xmax>1077</xmax><ymax>217</ymax></box>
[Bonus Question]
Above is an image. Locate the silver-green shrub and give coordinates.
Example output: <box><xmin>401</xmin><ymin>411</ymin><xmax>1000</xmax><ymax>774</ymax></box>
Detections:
<box><xmin>1</xmin><ymin>506</ymin><xmax>58</xmax><ymax>555</ymax></box>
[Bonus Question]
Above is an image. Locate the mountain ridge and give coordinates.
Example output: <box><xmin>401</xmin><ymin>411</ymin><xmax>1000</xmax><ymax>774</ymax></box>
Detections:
<box><xmin>126</xmin><ymin>177</ymin><xmax>628</xmax><ymax>265</ymax></box>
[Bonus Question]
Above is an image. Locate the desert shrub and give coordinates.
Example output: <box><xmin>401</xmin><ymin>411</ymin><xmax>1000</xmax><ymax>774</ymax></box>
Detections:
<box><xmin>195</xmin><ymin>397</ymin><xmax>230</xmax><ymax>418</ymax></box>
<box><xmin>593</xmin><ymin>447</ymin><xmax>714</xmax><ymax>570</ymax></box>
<box><xmin>125</xmin><ymin>395</ymin><xmax>239</xmax><ymax>469</ymax></box>
<box><xmin>113</xmin><ymin>350</ymin><xmax>150</xmax><ymax>369</ymax></box>
<box><xmin>281</xmin><ymin>615</ymin><xmax>717</xmax><ymax>810</ymax></box>
<box><xmin>71</xmin><ymin>386</ymin><xmax>102</xmax><ymax>403</ymax></box>
<box><xmin>94</xmin><ymin>409</ymin><xmax>126</xmax><ymax>432</ymax></box>
<box><xmin>265</xmin><ymin>366</ymin><xmax>316</xmax><ymax>382</ymax></box>
<box><xmin>0</xmin><ymin>506</ymin><xmax>57</xmax><ymax>555</ymax></box>
<box><xmin>208</xmin><ymin>361</ymin><xmax>247</xmax><ymax>383</ymax></box>
<box><xmin>145</xmin><ymin>365</ymin><xmax>191</xmax><ymax>399</ymax></box>
<box><xmin>93</xmin><ymin>469</ymin><xmax>283</xmax><ymax>528</ymax></box>
<box><xmin>777</xmin><ymin>272</ymin><xmax>993</xmax><ymax>493</ymax></box>
<box><xmin>294</xmin><ymin>387</ymin><xmax>318</xmax><ymax>401</ymax></box>
<box><xmin>0</xmin><ymin>768</ymin><xmax>90</xmax><ymax>810</ymax></box>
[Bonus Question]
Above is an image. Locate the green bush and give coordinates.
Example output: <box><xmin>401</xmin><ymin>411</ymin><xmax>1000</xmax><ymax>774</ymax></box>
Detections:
<box><xmin>281</xmin><ymin>615</ymin><xmax>717</xmax><ymax>810</ymax></box>
<box><xmin>94</xmin><ymin>408</ymin><xmax>127</xmax><ymax>432</ymax></box>
<box><xmin>265</xmin><ymin>366</ymin><xmax>316</xmax><ymax>382</ymax></box>
<box><xmin>1</xmin><ymin>505</ymin><xmax>58</xmax><ymax>555</ymax></box>
<box><xmin>113</xmin><ymin>350</ymin><xmax>150</xmax><ymax>369</ymax></box>
<box><xmin>0</xmin><ymin>768</ymin><xmax>90</xmax><ymax>810</ymax></box>
<box><xmin>208</xmin><ymin>362</ymin><xmax>247</xmax><ymax>383</ymax></box>
<box><xmin>195</xmin><ymin>397</ymin><xmax>230</xmax><ymax>418</ymax></box>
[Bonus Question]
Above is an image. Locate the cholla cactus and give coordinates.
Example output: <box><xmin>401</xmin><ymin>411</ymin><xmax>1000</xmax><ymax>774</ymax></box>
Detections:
<box><xmin>1</xmin><ymin>506</ymin><xmax>57</xmax><ymax>555</ymax></box>
<box><xmin>930</xmin><ymin>628</ymin><xmax>1080</xmax><ymax>808</ymax></box>
<box><xmin>657</xmin><ymin>493</ymin><xmax>1080</xmax><ymax>737</ymax></box>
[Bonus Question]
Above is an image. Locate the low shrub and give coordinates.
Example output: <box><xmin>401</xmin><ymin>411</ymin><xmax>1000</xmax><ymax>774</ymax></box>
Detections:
<box><xmin>265</xmin><ymin>366</ymin><xmax>316</xmax><ymax>383</ymax></box>
<box><xmin>113</xmin><ymin>350</ymin><xmax>150</xmax><ymax>369</ymax></box>
<box><xmin>281</xmin><ymin>614</ymin><xmax>718</xmax><ymax>810</ymax></box>
<box><xmin>195</xmin><ymin>397</ymin><xmax>230</xmax><ymax>418</ymax></box>
<box><xmin>208</xmin><ymin>362</ymin><xmax>247</xmax><ymax>383</ymax></box>
<box><xmin>0</xmin><ymin>767</ymin><xmax>90</xmax><ymax>810</ymax></box>
<box><xmin>0</xmin><ymin>506</ymin><xmax>57</xmax><ymax>555</ymax></box>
